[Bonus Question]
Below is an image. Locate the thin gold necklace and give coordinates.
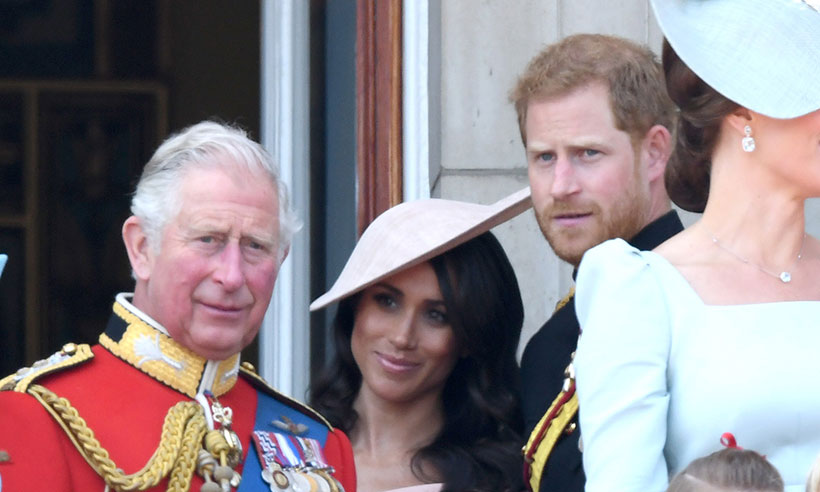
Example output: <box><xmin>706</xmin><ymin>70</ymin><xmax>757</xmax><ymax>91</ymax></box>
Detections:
<box><xmin>707</xmin><ymin>228</ymin><xmax>807</xmax><ymax>283</ymax></box>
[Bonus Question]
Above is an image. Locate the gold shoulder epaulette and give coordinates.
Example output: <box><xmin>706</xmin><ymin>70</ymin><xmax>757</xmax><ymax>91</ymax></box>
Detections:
<box><xmin>523</xmin><ymin>351</ymin><xmax>579</xmax><ymax>492</ymax></box>
<box><xmin>0</xmin><ymin>343</ymin><xmax>94</xmax><ymax>393</ymax></box>
<box><xmin>238</xmin><ymin>362</ymin><xmax>335</xmax><ymax>430</ymax></box>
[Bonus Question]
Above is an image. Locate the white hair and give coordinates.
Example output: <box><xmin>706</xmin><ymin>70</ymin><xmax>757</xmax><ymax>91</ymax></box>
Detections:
<box><xmin>130</xmin><ymin>121</ymin><xmax>300</xmax><ymax>262</ymax></box>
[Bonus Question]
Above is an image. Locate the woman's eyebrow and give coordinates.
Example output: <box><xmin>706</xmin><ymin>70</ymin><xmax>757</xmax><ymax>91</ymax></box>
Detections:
<box><xmin>423</xmin><ymin>300</ymin><xmax>447</xmax><ymax>310</ymax></box>
<box><xmin>371</xmin><ymin>282</ymin><xmax>403</xmax><ymax>296</ymax></box>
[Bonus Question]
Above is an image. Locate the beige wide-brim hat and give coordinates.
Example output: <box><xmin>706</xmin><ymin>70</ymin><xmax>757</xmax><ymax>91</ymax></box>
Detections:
<box><xmin>310</xmin><ymin>187</ymin><xmax>532</xmax><ymax>311</ymax></box>
<box><xmin>651</xmin><ymin>0</ymin><xmax>820</xmax><ymax>119</ymax></box>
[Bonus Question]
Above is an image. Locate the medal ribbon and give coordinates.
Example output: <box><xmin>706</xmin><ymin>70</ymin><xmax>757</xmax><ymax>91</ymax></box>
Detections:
<box><xmin>273</xmin><ymin>432</ymin><xmax>302</xmax><ymax>468</ymax></box>
<box><xmin>287</xmin><ymin>435</ymin><xmax>331</xmax><ymax>470</ymax></box>
<box><xmin>287</xmin><ymin>435</ymin><xmax>307</xmax><ymax>463</ymax></box>
<box><xmin>253</xmin><ymin>430</ymin><xmax>335</xmax><ymax>475</ymax></box>
<box><xmin>302</xmin><ymin>438</ymin><xmax>330</xmax><ymax>469</ymax></box>
<box><xmin>252</xmin><ymin>431</ymin><xmax>280</xmax><ymax>470</ymax></box>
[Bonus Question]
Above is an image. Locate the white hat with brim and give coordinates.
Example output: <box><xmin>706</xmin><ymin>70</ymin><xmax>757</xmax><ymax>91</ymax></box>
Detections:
<box><xmin>650</xmin><ymin>0</ymin><xmax>820</xmax><ymax>119</ymax></box>
<box><xmin>310</xmin><ymin>187</ymin><xmax>532</xmax><ymax>311</ymax></box>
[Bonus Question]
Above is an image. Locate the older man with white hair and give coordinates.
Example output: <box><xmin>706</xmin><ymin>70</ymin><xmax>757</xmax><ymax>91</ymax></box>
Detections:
<box><xmin>0</xmin><ymin>121</ymin><xmax>356</xmax><ymax>492</ymax></box>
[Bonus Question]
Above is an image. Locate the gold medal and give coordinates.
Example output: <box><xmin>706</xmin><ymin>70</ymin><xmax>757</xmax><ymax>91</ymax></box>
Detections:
<box><xmin>297</xmin><ymin>470</ymin><xmax>321</xmax><ymax>492</ymax></box>
<box><xmin>221</xmin><ymin>426</ymin><xmax>243</xmax><ymax>467</ymax></box>
<box><xmin>272</xmin><ymin>469</ymin><xmax>290</xmax><ymax>489</ymax></box>
<box><xmin>261</xmin><ymin>463</ymin><xmax>291</xmax><ymax>490</ymax></box>
<box><xmin>314</xmin><ymin>469</ymin><xmax>342</xmax><ymax>492</ymax></box>
<box><xmin>305</xmin><ymin>470</ymin><xmax>330</xmax><ymax>492</ymax></box>
<box><xmin>289</xmin><ymin>469</ymin><xmax>313</xmax><ymax>492</ymax></box>
<box><xmin>262</xmin><ymin>462</ymin><xmax>290</xmax><ymax>490</ymax></box>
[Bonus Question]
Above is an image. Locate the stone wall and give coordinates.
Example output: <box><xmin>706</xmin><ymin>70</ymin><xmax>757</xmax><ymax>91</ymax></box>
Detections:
<box><xmin>430</xmin><ymin>0</ymin><xmax>820</xmax><ymax>355</ymax></box>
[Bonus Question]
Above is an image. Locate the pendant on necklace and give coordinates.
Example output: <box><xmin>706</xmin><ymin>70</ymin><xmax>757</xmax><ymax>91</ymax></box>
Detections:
<box><xmin>780</xmin><ymin>271</ymin><xmax>792</xmax><ymax>283</ymax></box>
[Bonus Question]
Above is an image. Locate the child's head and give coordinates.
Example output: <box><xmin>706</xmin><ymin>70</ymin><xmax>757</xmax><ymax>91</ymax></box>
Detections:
<box><xmin>667</xmin><ymin>448</ymin><xmax>784</xmax><ymax>492</ymax></box>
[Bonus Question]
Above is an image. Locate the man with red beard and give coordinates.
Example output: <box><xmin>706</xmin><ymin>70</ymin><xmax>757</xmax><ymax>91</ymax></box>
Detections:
<box><xmin>511</xmin><ymin>34</ymin><xmax>683</xmax><ymax>492</ymax></box>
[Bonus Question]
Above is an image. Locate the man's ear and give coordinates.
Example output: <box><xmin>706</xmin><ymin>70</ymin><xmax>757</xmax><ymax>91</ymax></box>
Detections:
<box><xmin>642</xmin><ymin>124</ymin><xmax>672</xmax><ymax>183</ymax></box>
<box><xmin>122</xmin><ymin>216</ymin><xmax>153</xmax><ymax>281</ymax></box>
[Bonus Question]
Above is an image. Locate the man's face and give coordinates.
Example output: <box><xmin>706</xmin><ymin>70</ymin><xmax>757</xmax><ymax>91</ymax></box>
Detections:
<box><xmin>135</xmin><ymin>164</ymin><xmax>281</xmax><ymax>360</ymax></box>
<box><xmin>526</xmin><ymin>82</ymin><xmax>651</xmax><ymax>266</ymax></box>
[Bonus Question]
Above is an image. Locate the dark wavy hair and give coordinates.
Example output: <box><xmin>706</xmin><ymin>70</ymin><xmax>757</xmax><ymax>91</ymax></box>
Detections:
<box><xmin>662</xmin><ymin>39</ymin><xmax>740</xmax><ymax>213</ymax></box>
<box><xmin>310</xmin><ymin>231</ymin><xmax>525</xmax><ymax>492</ymax></box>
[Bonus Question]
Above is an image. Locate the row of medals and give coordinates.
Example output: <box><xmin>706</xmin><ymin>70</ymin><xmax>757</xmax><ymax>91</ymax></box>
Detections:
<box><xmin>262</xmin><ymin>462</ymin><xmax>342</xmax><ymax>492</ymax></box>
<box><xmin>205</xmin><ymin>397</ymin><xmax>343</xmax><ymax>492</ymax></box>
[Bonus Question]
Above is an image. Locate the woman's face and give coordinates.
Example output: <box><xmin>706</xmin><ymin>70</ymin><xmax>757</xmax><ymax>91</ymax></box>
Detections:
<box><xmin>754</xmin><ymin>108</ymin><xmax>820</xmax><ymax>193</ymax></box>
<box><xmin>351</xmin><ymin>261</ymin><xmax>461</xmax><ymax>406</ymax></box>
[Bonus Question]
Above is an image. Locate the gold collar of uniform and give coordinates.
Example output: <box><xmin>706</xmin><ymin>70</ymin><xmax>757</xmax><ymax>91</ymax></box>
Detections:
<box><xmin>99</xmin><ymin>298</ymin><xmax>239</xmax><ymax>398</ymax></box>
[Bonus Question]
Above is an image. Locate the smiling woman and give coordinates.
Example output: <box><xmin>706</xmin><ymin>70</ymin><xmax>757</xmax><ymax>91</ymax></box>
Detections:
<box><xmin>351</xmin><ymin>262</ymin><xmax>460</xmax><ymax>409</ymax></box>
<box><xmin>309</xmin><ymin>189</ymin><xmax>531</xmax><ymax>492</ymax></box>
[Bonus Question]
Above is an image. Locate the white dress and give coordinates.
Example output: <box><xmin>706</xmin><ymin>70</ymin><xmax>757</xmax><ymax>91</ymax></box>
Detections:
<box><xmin>574</xmin><ymin>239</ymin><xmax>820</xmax><ymax>492</ymax></box>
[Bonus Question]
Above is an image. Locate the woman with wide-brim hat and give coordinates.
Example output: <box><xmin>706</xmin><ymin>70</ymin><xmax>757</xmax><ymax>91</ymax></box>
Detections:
<box><xmin>309</xmin><ymin>188</ymin><xmax>530</xmax><ymax>492</ymax></box>
<box><xmin>573</xmin><ymin>1</ymin><xmax>820</xmax><ymax>490</ymax></box>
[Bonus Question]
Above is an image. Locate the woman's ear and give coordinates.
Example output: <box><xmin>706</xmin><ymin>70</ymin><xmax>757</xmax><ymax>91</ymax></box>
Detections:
<box><xmin>724</xmin><ymin>107</ymin><xmax>754</xmax><ymax>136</ymax></box>
<box><xmin>122</xmin><ymin>216</ymin><xmax>153</xmax><ymax>281</ymax></box>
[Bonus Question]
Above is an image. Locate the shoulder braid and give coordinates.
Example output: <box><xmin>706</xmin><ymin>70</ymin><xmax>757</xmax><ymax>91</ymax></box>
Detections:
<box><xmin>0</xmin><ymin>343</ymin><xmax>94</xmax><ymax>392</ymax></box>
<box><xmin>2</xmin><ymin>343</ymin><xmax>210</xmax><ymax>492</ymax></box>
<box><xmin>27</xmin><ymin>383</ymin><xmax>206</xmax><ymax>492</ymax></box>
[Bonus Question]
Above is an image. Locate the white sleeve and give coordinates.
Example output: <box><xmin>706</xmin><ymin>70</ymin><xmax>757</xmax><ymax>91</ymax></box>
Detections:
<box><xmin>574</xmin><ymin>239</ymin><xmax>671</xmax><ymax>492</ymax></box>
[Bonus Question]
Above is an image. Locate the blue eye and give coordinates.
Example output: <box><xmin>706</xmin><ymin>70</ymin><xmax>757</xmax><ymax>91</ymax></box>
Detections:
<box><xmin>245</xmin><ymin>240</ymin><xmax>267</xmax><ymax>251</ymax></box>
<box><xmin>239</xmin><ymin>236</ymin><xmax>273</xmax><ymax>255</ymax></box>
<box><xmin>583</xmin><ymin>149</ymin><xmax>601</xmax><ymax>158</ymax></box>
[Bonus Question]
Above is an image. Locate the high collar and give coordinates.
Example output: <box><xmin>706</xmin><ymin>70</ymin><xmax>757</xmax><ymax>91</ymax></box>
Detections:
<box><xmin>99</xmin><ymin>294</ymin><xmax>240</xmax><ymax>399</ymax></box>
<box><xmin>628</xmin><ymin>210</ymin><xmax>684</xmax><ymax>252</ymax></box>
<box><xmin>571</xmin><ymin>210</ymin><xmax>684</xmax><ymax>281</ymax></box>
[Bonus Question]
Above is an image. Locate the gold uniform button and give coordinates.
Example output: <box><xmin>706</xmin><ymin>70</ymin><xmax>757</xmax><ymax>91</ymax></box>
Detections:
<box><xmin>62</xmin><ymin>343</ymin><xmax>78</xmax><ymax>355</ymax></box>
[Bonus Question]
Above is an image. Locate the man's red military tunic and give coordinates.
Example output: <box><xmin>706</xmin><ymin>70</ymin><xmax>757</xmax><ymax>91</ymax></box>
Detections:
<box><xmin>0</xmin><ymin>295</ymin><xmax>356</xmax><ymax>492</ymax></box>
